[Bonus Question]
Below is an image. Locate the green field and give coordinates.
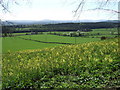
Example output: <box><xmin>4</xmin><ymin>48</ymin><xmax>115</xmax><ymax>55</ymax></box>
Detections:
<box><xmin>2</xmin><ymin>37</ymin><xmax>61</xmax><ymax>53</ymax></box>
<box><xmin>90</xmin><ymin>28</ymin><xmax>118</xmax><ymax>34</ymax></box>
<box><xmin>2</xmin><ymin>38</ymin><xmax>120</xmax><ymax>89</ymax></box>
<box><xmin>49</xmin><ymin>28</ymin><xmax>118</xmax><ymax>35</ymax></box>
<box><xmin>2</xmin><ymin>28</ymin><xmax>118</xmax><ymax>53</ymax></box>
<box><xmin>19</xmin><ymin>34</ymin><xmax>100</xmax><ymax>43</ymax></box>
<box><xmin>1</xmin><ymin>27</ymin><xmax>120</xmax><ymax>89</ymax></box>
<box><xmin>2</xmin><ymin>35</ymin><xmax>100</xmax><ymax>53</ymax></box>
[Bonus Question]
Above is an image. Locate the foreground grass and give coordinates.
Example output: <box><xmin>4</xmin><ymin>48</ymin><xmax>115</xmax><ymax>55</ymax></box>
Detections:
<box><xmin>2</xmin><ymin>38</ymin><xmax>120</xmax><ymax>89</ymax></box>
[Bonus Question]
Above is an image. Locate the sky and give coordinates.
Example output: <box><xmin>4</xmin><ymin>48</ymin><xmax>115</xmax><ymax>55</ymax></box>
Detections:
<box><xmin>0</xmin><ymin>0</ymin><xmax>119</xmax><ymax>21</ymax></box>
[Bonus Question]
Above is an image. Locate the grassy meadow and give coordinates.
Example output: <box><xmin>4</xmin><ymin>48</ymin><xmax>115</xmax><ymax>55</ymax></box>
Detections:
<box><xmin>2</xmin><ymin>35</ymin><xmax>101</xmax><ymax>53</ymax></box>
<box><xmin>2</xmin><ymin>35</ymin><xmax>100</xmax><ymax>53</ymax></box>
<box><xmin>2</xmin><ymin>28</ymin><xmax>118</xmax><ymax>53</ymax></box>
<box><xmin>2</xmin><ymin>37</ymin><xmax>61</xmax><ymax>53</ymax></box>
<box><xmin>19</xmin><ymin>34</ymin><xmax>100</xmax><ymax>43</ymax></box>
<box><xmin>1</xmin><ymin>28</ymin><xmax>120</xmax><ymax>89</ymax></box>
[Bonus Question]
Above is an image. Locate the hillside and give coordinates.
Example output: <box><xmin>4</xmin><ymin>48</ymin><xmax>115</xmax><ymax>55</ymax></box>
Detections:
<box><xmin>2</xmin><ymin>38</ymin><xmax>120</xmax><ymax>89</ymax></box>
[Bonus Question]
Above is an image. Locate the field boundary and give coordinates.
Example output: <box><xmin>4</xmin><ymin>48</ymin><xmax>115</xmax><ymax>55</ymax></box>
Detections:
<box><xmin>17</xmin><ymin>37</ymin><xmax>74</xmax><ymax>45</ymax></box>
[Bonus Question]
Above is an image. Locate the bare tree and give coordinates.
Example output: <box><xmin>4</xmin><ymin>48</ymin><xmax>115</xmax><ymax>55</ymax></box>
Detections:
<box><xmin>1</xmin><ymin>0</ymin><xmax>119</xmax><ymax>14</ymax></box>
<box><xmin>73</xmin><ymin>0</ymin><xmax>120</xmax><ymax>18</ymax></box>
<box><xmin>0</xmin><ymin>0</ymin><xmax>30</xmax><ymax>13</ymax></box>
<box><xmin>0</xmin><ymin>0</ymin><xmax>16</xmax><ymax>12</ymax></box>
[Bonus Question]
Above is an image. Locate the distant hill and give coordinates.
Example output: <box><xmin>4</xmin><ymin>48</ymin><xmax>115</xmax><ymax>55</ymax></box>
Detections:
<box><xmin>1</xmin><ymin>20</ymin><xmax>120</xmax><ymax>25</ymax></box>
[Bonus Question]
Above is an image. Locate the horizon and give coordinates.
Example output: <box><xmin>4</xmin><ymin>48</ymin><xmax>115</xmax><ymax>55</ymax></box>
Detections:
<box><xmin>2</xmin><ymin>19</ymin><xmax>119</xmax><ymax>22</ymax></box>
<box><xmin>2</xmin><ymin>19</ymin><xmax>119</xmax><ymax>25</ymax></box>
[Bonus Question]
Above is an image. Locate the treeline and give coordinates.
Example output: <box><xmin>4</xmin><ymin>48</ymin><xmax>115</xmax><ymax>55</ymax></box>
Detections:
<box><xmin>2</xmin><ymin>22</ymin><xmax>119</xmax><ymax>36</ymax></box>
<box><xmin>43</xmin><ymin>22</ymin><xmax>118</xmax><ymax>30</ymax></box>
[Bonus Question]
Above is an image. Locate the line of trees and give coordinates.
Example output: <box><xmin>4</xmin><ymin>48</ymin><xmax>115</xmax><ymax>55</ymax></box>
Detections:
<box><xmin>2</xmin><ymin>21</ymin><xmax>119</xmax><ymax>37</ymax></box>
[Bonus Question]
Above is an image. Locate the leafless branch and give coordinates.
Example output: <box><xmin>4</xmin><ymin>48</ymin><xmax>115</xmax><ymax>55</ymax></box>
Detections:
<box><xmin>0</xmin><ymin>0</ymin><xmax>30</xmax><ymax>13</ymax></box>
<box><xmin>74</xmin><ymin>0</ymin><xmax>120</xmax><ymax>18</ymax></box>
<box><xmin>74</xmin><ymin>0</ymin><xmax>85</xmax><ymax>15</ymax></box>
<box><xmin>90</xmin><ymin>8</ymin><xmax>120</xmax><ymax>13</ymax></box>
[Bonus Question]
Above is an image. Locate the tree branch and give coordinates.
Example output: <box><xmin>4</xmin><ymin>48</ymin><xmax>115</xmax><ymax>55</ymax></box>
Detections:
<box><xmin>90</xmin><ymin>8</ymin><xmax>120</xmax><ymax>13</ymax></box>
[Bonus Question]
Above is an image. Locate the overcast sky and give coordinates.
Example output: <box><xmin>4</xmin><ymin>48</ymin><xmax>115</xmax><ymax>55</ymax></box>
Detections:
<box><xmin>0</xmin><ymin>0</ymin><xmax>119</xmax><ymax>21</ymax></box>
